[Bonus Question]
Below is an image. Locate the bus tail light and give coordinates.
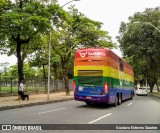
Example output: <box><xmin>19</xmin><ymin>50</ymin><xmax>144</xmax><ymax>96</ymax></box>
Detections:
<box><xmin>73</xmin><ymin>80</ymin><xmax>76</xmax><ymax>91</ymax></box>
<box><xmin>103</xmin><ymin>82</ymin><xmax>109</xmax><ymax>94</ymax></box>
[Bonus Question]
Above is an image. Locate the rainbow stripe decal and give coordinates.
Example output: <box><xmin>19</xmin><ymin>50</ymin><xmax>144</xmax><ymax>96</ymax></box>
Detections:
<box><xmin>74</xmin><ymin>48</ymin><xmax>134</xmax><ymax>89</ymax></box>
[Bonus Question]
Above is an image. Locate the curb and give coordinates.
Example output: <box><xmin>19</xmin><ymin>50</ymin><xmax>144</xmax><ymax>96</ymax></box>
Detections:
<box><xmin>0</xmin><ymin>98</ymin><xmax>74</xmax><ymax>111</ymax></box>
<box><xmin>1</xmin><ymin>93</ymin><xmax>159</xmax><ymax>111</ymax></box>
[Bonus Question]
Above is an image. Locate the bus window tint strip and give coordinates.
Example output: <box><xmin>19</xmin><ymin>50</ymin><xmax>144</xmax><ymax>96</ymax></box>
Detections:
<box><xmin>78</xmin><ymin>70</ymin><xmax>103</xmax><ymax>85</ymax></box>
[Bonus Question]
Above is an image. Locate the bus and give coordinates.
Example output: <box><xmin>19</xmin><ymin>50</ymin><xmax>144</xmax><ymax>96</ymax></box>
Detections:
<box><xmin>73</xmin><ymin>48</ymin><xmax>134</xmax><ymax>106</ymax></box>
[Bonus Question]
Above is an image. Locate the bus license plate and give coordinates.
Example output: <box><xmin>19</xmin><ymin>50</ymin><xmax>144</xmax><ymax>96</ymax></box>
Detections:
<box><xmin>86</xmin><ymin>96</ymin><xmax>92</xmax><ymax>99</ymax></box>
<box><xmin>79</xmin><ymin>86</ymin><xmax>83</xmax><ymax>91</ymax></box>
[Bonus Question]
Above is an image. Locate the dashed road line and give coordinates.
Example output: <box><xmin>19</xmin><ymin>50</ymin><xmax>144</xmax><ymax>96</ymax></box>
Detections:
<box><xmin>88</xmin><ymin>113</ymin><xmax>112</xmax><ymax>124</ymax></box>
<box><xmin>127</xmin><ymin>102</ymin><xmax>132</xmax><ymax>106</ymax></box>
<box><xmin>38</xmin><ymin>108</ymin><xmax>66</xmax><ymax>115</ymax></box>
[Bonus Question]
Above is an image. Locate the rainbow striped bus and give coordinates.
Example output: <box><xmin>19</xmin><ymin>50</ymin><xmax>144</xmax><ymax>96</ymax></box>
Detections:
<box><xmin>73</xmin><ymin>48</ymin><xmax>134</xmax><ymax>106</ymax></box>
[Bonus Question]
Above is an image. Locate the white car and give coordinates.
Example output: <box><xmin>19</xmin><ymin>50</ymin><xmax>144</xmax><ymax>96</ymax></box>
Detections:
<box><xmin>136</xmin><ymin>87</ymin><xmax>148</xmax><ymax>96</ymax></box>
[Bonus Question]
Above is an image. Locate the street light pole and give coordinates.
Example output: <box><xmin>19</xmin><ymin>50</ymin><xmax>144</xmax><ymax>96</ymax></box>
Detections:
<box><xmin>0</xmin><ymin>73</ymin><xmax>1</xmax><ymax>93</ymax></box>
<box><xmin>133</xmin><ymin>21</ymin><xmax>160</xmax><ymax>33</ymax></box>
<box><xmin>0</xmin><ymin>70</ymin><xmax>2</xmax><ymax>93</ymax></box>
<box><xmin>47</xmin><ymin>0</ymin><xmax>80</xmax><ymax>100</ymax></box>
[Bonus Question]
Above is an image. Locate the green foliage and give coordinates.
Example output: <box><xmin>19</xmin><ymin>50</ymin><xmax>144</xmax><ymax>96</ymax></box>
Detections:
<box><xmin>0</xmin><ymin>0</ymin><xmax>51</xmax><ymax>82</ymax></box>
<box><xmin>29</xmin><ymin>4</ymin><xmax>114</xmax><ymax>81</ymax></box>
<box><xmin>49</xmin><ymin>5</ymin><xmax>114</xmax><ymax>82</ymax></box>
<box><xmin>6</xmin><ymin>63</ymin><xmax>36</xmax><ymax>79</ymax></box>
<box><xmin>117</xmin><ymin>7</ymin><xmax>160</xmax><ymax>92</ymax></box>
<box><xmin>0</xmin><ymin>1</ymin><xmax>114</xmax><ymax>93</ymax></box>
<box><xmin>69</xmin><ymin>5</ymin><xmax>113</xmax><ymax>48</ymax></box>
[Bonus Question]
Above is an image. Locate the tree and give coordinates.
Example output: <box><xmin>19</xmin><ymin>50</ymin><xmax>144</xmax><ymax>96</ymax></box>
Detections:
<box><xmin>2</xmin><ymin>63</ymin><xmax>37</xmax><ymax>80</ymax></box>
<box><xmin>117</xmin><ymin>7</ymin><xmax>160</xmax><ymax>92</ymax></box>
<box><xmin>1</xmin><ymin>1</ymin><xmax>114</xmax><ymax>95</ymax></box>
<box><xmin>0</xmin><ymin>62</ymin><xmax>10</xmax><ymax>75</ymax></box>
<box><xmin>50</xmin><ymin>6</ymin><xmax>114</xmax><ymax>95</ymax></box>
<box><xmin>69</xmin><ymin>6</ymin><xmax>113</xmax><ymax>48</ymax></box>
<box><xmin>0</xmin><ymin>0</ymin><xmax>50</xmax><ymax>84</ymax></box>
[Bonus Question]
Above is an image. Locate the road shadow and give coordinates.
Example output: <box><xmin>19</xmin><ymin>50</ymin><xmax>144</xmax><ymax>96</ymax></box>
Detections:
<box><xmin>76</xmin><ymin>96</ymin><xmax>135</xmax><ymax>110</ymax></box>
<box><xmin>76</xmin><ymin>102</ymin><xmax>114</xmax><ymax>110</ymax></box>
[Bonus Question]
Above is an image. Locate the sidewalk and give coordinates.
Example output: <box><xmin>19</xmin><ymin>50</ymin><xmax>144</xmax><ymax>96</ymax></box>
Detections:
<box><xmin>148</xmin><ymin>92</ymin><xmax>160</xmax><ymax>99</ymax></box>
<box><xmin>0</xmin><ymin>92</ymin><xmax>159</xmax><ymax>111</ymax></box>
<box><xmin>0</xmin><ymin>91</ymin><xmax>74</xmax><ymax>111</ymax></box>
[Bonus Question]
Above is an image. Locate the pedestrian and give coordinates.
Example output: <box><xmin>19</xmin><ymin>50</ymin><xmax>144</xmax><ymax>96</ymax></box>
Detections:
<box><xmin>18</xmin><ymin>81</ymin><xmax>24</xmax><ymax>100</ymax></box>
<box><xmin>18</xmin><ymin>80</ymin><xmax>29</xmax><ymax>101</ymax></box>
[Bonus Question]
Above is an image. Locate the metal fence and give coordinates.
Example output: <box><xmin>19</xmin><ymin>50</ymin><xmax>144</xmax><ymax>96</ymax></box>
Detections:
<box><xmin>0</xmin><ymin>77</ymin><xmax>73</xmax><ymax>94</ymax></box>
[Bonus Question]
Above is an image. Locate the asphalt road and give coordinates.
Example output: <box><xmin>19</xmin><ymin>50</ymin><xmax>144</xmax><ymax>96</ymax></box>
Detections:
<box><xmin>0</xmin><ymin>95</ymin><xmax>160</xmax><ymax>133</ymax></box>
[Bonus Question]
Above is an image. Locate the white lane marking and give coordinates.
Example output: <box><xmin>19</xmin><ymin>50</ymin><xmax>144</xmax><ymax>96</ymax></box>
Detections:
<box><xmin>88</xmin><ymin>113</ymin><xmax>112</xmax><ymax>124</ymax></box>
<box><xmin>127</xmin><ymin>102</ymin><xmax>132</xmax><ymax>106</ymax></box>
<box><xmin>38</xmin><ymin>108</ymin><xmax>66</xmax><ymax>115</ymax></box>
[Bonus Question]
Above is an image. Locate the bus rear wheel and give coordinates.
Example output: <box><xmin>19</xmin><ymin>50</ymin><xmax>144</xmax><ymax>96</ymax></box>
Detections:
<box><xmin>131</xmin><ymin>92</ymin><xmax>133</xmax><ymax>99</ymax></box>
<box><xmin>118</xmin><ymin>94</ymin><xmax>122</xmax><ymax>105</ymax></box>
<box><xmin>114</xmin><ymin>95</ymin><xmax>118</xmax><ymax>107</ymax></box>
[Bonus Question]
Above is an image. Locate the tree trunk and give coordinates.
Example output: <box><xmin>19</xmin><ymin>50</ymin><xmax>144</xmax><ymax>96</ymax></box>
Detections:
<box><xmin>16</xmin><ymin>40</ymin><xmax>24</xmax><ymax>84</ymax></box>
<box><xmin>149</xmin><ymin>55</ymin><xmax>159</xmax><ymax>92</ymax></box>
<box><xmin>153</xmin><ymin>73</ymin><xmax>160</xmax><ymax>92</ymax></box>
<box><xmin>148</xmin><ymin>82</ymin><xmax>154</xmax><ymax>93</ymax></box>
<box><xmin>61</xmin><ymin>59</ymin><xmax>70</xmax><ymax>96</ymax></box>
<box><xmin>155</xmin><ymin>78</ymin><xmax>160</xmax><ymax>92</ymax></box>
<box><xmin>64</xmin><ymin>74</ymin><xmax>70</xmax><ymax>96</ymax></box>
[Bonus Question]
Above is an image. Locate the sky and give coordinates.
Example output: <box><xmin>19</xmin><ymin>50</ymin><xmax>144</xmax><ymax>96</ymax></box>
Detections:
<box><xmin>0</xmin><ymin>0</ymin><xmax>160</xmax><ymax>66</ymax></box>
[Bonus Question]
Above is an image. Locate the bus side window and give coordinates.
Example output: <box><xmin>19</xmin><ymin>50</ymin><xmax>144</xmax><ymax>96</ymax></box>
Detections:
<box><xmin>119</xmin><ymin>59</ymin><xmax>124</xmax><ymax>71</ymax></box>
